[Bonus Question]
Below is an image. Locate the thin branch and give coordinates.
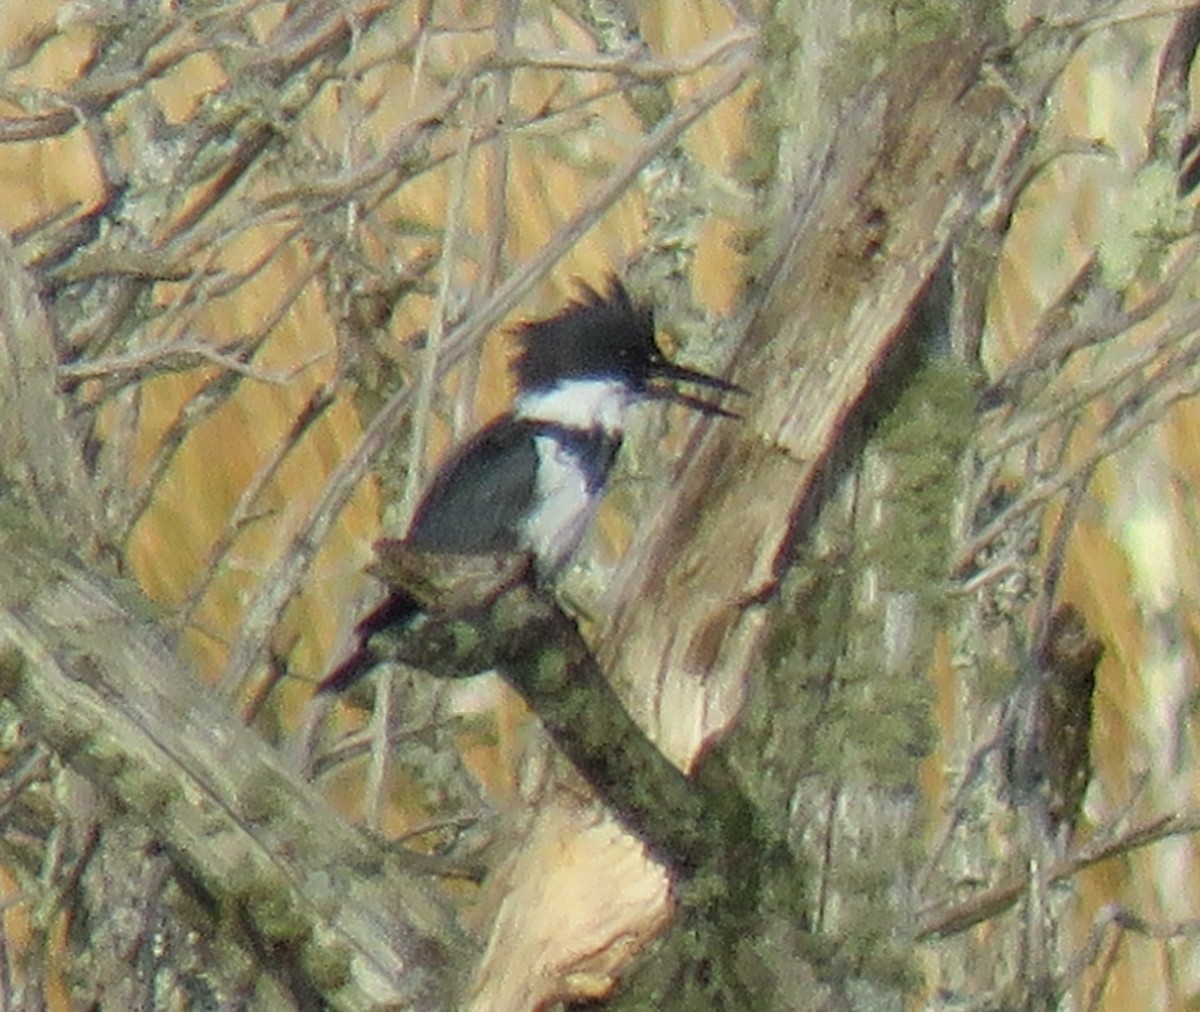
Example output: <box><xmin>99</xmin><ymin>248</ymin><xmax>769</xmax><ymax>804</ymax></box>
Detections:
<box><xmin>176</xmin><ymin>384</ymin><xmax>338</xmax><ymax>629</ymax></box>
<box><xmin>501</xmin><ymin>26</ymin><xmax>758</xmax><ymax>79</ymax></box>
<box><xmin>402</xmin><ymin>89</ymin><xmax>479</xmax><ymax>525</ymax></box>
<box><xmin>919</xmin><ymin>811</ymin><xmax>1200</xmax><ymax>939</ymax></box>
<box><xmin>959</xmin><ymin>295</ymin><xmax>1200</xmax><ymax>574</ymax></box>
<box><xmin>113</xmin><ymin>353</ymin><xmax>257</xmax><ymax>548</ymax></box>
<box><xmin>57</xmin><ymin>339</ymin><xmax>308</xmax><ymax>387</ymax></box>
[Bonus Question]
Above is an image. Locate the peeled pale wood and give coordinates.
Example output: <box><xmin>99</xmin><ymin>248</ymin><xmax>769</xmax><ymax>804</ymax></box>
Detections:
<box><xmin>468</xmin><ymin>36</ymin><xmax>1022</xmax><ymax>1010</ymax></box>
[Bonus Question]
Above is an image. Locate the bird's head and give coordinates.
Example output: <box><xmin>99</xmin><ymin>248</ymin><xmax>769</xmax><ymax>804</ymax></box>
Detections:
<box><xmin>512</xmin><ymin>276</ymin><xmax>744</xmax><ymax>420</ymax></box>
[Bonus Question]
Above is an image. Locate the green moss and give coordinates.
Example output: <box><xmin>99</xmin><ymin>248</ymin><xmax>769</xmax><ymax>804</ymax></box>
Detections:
<box><xmin>238</xmin><ymin>773</ymin><xmax>284</xmax><ymax>826</ymax></box>
<box><xmin>890</xmin><ymin>0</ymin><xmax>963</xmax><ymax>45</ymax></box>
<box><xmin>47</xmin><ymin>718</ymin><xmax>98</xmax><ymax>762</ymax></box>
<box><xmin>824</xmin><ymin>0</ymin><xmax>965</xmax><ymax>101</ymax></box>
<box><xmin>701</xmin><ymin>344</ymin><xmax>973</xmax><ymax>1007</ymax></box>
<box><xmin>78</xmin><ymin>735</ymin><xmax>129</xmax><ymax>781</ymax></box>
<box><xmin>1098</xmin><ymin>160</ymin><xmax>1191</xmax><ymax>290</ymax></box>
<box><xmin>194</xmin><ymin>805</ymin><xmax>229</xmax><ymax>839</ymax></box>
<box><xmin>0</xmin><ymin>647</ymin><xmax>25</xmax><ymax>699</ymax></box>
<box><xmin>342</xmin><ymin>846</ymin><xmax>386</xmax><ymax>878</ymax></box>
<box><xmin>760</xmin><ymin>553</ymin><xmax>853</xmax><ymax>680</ymax></box>
<box><xmin>730</xmin><ymin>6</ymin><xmax>795</xmax><ymax>282</ymax></box>
<box><xmin>303</xmin><ymin>939</ymin><xmax>353</xmax><ymax>993</ymax></box>
<box><xmin>448</xmin><ymin>620</ymin><xmax>480</xmax><ymax>658</ymax></box>
<box><xmin>532</xmin><ymin>648</ymin><xmax>568</xmax><ymax>692</ymax></box>
<box><xmin>865</xmin><ymin>358</ymin><xmax>977</xmax><ymax>605</ymax></box>
<box><xmin>975</xmin><ymin>654</ymin><xmax>1018</xmax><ymax>701</ymax></box>
<box><xmin>126</xmin><ymin>770</ymin><xmax>180</xmax><ymax>820</ymax></box>
<box><xmin>231</xmin><ymin>866</ymin><xmax>310</xmax><ymax>946</ymax></box>
<box><xmin>735</xmin><ymin>71</ymin><xmax>786</xmax><ymax>193</ymax></box>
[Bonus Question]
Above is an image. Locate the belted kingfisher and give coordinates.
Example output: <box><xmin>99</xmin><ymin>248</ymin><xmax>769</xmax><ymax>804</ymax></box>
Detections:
<box><xmin>318</xmin><ymin>276</ymin><xmax>741</xmax><ymax>695</ymax></box>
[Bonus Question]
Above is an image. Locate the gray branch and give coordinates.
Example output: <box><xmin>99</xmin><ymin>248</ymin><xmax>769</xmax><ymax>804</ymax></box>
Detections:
<box><xmin>0</xmin><ymin>535</ymin><xmax>465</xmax><ymax>1010</ymax></box>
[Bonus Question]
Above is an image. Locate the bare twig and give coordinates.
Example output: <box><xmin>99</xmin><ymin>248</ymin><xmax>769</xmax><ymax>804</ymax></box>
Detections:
<box><xmin>501</xmin><ymin>26</ymin><xmax>758</xmax><ymax>79</ymax></box>
<box><xmin>0</xmin><ymin>231</ymin><xmax>99</xmax><ymax>550</ymax></box>
<box><xmin>176</xmin><ymin>384</ymin><xmax>337</xmax><ymax>629</ymax></box>
<box><xmin>57</xmin><ymin>339</ymin><xmax>309</xmax><ymax>386</ymax></box>
<box><xmin>919</xmin><ymin>811</ymin><xmax>1200</xmax><ymax>939</ymax></box>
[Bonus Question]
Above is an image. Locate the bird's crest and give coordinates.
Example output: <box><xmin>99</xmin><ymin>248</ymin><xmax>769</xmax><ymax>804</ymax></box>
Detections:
<box><xmin>512</xmin><ymin>276</ymin><xmax>661</xmax><ymax>390</ymax></box>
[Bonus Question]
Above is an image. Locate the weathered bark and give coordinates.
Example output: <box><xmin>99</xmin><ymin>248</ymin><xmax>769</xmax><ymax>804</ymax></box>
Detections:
<box><xmin>0</xmin><ymin>535</ymin><xmax>466</xmax><ymax>1009</ymax></box>
<box><xmin>466</xmin><ymin>7</ymin><xmax>1103</xmax><ymax>1010</ymax></box>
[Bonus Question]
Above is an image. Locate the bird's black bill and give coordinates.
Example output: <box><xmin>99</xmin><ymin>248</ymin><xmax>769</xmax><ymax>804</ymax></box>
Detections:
<box><xmin>647</xmin><ymin>360</ymin><xmax>746</xmax><ymax>418</ymax></box>
<box><xmin>650</xmin><ymin>386</ymin><xmax>742</xmax><ymax>418</ymax></box>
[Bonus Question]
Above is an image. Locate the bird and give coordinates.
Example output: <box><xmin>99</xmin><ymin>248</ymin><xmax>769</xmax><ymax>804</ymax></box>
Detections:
<box><xmin>317</xmin><ymin>276</ymin><xmax>742</xmax><ymax>695</ymax></box>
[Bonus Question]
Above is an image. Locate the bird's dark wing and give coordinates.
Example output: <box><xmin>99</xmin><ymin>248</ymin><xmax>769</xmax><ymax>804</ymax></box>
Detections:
<box><xmin>407</xmin><ymin>418</ymin><xmax>542</xmax><ymax>553</ymax></box>
<box><xmin>319</xmin><ymin>419</ymin><xmax>553</xmax><ymax>696</ymax></box>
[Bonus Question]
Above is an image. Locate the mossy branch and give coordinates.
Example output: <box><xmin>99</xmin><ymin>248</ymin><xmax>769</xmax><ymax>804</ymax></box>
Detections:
<box><xmin>366</xmin><ymin>540</ymin><xmax>755</xmax><ymax>876</ymax></box>
<box><xmin>0</xmin><ymin>533</ymin><xmax>464</xmax><ymax>1011</ymax></box>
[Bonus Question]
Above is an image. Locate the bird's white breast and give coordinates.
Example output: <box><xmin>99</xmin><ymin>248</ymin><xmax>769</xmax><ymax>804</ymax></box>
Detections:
<box><xmin>512</xmin><ymin>378</ymin><xmax>634</xmax><ymax>573</ymax></box>
<box><xmin>520</xmin><ymin>433</ymin><xmax>601</xmax><ymax>574</ymax></box>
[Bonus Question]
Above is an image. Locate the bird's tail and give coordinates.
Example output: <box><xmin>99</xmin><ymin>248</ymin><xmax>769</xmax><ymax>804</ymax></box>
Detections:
<box><xmin>316</xmin><ymin>591</ymin><xmax>419</xmax><ymax>695</ymax></box>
